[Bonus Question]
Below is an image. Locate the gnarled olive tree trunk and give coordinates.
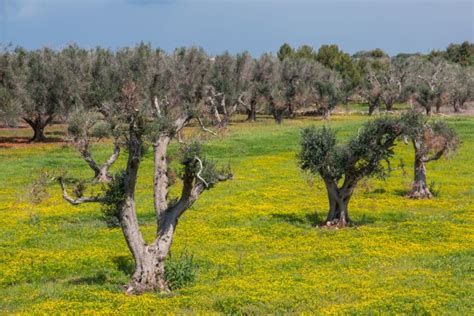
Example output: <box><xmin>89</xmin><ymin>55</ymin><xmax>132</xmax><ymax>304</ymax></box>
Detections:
<box><xmin>23</xmin><ymin>115</ymin><xmax>53</xmax><ymax>142</ymax></box>
<box><xmin>408</xmin><ymin>140</ymin><xmax>432</xmax><ymax>199</ymax></box>
<box><xmin>322</xmin><ymin>179</ymin><xmax>355</xmax><ymax>227</ymax></box>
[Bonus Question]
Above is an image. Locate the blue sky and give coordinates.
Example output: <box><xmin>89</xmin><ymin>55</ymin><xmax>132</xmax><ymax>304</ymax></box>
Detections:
<box><xmin>1</xmin><ymin>0</ymin><xmax>473</xmax><ymax>56</ymax></box>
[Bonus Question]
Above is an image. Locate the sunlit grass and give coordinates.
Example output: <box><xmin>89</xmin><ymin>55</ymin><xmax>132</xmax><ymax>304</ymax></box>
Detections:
<box><xmin>0</xmin><ymin>114</ymin><xmax>473</xmax><ymax>314</ymax></box>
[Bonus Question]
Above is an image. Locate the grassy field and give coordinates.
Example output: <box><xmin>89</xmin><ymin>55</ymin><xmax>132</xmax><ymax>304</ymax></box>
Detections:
<box><xmin>0</xmin><ymin>114</ymin><xmax>473</xmax><ymax>314</ymax></box>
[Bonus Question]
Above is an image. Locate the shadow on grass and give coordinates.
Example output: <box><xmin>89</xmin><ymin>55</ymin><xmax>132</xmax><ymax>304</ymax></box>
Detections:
<box><xmin>352</xmin><ymin>214</ymin><xmax>377</xmax><ymax>226</ymax></box>
<box><xmin>68</xmin><ymin>272</ymin><xmax>107</xmax><ymax>285</ymax></box>
<box><xmin>0</xmin><ymin>136</ymin><xmax>65</xmax><ymax>145</ymax></box>
<box><xmin>270</xmin><ymin>212</ymin><xmax>321</xmax><ymax>227</ymax></box>
<box><xmin>113</xmin><ymin>255</ymin><xmax>134</xmax><ymax>276</ymax></box>
<box><xmin>272</xmin><ymin>211</ymin><xmax>382</xmax><ymax>228</ymax></box>
<box><xmin>394</xmin><ymin>188</ymin><xmax>410</xmax><ymax>197</ymax></box>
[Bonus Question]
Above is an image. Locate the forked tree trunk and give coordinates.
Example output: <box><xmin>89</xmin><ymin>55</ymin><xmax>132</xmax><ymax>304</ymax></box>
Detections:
<box><xmin>23</xmin><ymin>116</ymin><xmax>53</xmax><ymax>143</ymax></box>
<box><xmin>77</xmin><ymin>140</ymin><xmax>120</xmax><ymax>183</ymax></box>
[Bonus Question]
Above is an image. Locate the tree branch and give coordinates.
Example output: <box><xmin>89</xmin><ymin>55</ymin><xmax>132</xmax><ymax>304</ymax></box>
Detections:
<box><xmin>58</xmin><ymin>177</ymin><xmax>103</xmax><ymax>205</ymax></box>
<box><xmin>197</xmin><ymin>117</ymin><xmax>217</xmax><ymax>136</ymax></box>
<box><xmin>194</xmin><ymin>156</ymin><xmax>209</xmax><ymax>188</ymax></box>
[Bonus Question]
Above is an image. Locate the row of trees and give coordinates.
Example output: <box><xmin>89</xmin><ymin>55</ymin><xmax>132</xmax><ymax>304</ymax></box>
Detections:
<box><xmin>299</xmin><ymin>111</ymin><xmax>459</xmax><ymax>227</ymax></box>
<box><xmin>1</xmin><ymin>43</ymin><xmax>473</xmax><ymax>141</ymax></box>
<box><xmin>2</xmin><ymin>44</ymin><xmax>459</xmax><ymax>294</ymax></box>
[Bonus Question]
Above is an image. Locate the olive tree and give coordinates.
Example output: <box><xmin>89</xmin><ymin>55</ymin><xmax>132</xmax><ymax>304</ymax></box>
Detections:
<box><xmin>8</xmin><ymin>46</ymin><xmax>83</xmax><ymax>142</ymax></box>
<box><xmin>410</xmin><ymin>57</ymin><xmax>451</xmax><ymax>115</ymax></box>
<box><xmin>253</xmin><ymin>53</ymin><xmax>284</xmax><ymax>123</ymax></box>
<box><xmin>402</xmin><ymin>111</ymin><xmax>460</xmax><ymax>199</ymax></box>
<box><xmin>59</xmin><ymin>47</ymin><xmax>232</xmax><ymax>294</ymax></box>
<box><xmin>206</xmin><ymin>51</ymin><xmax>254</xmax><ymax>127</ymax></box>
<box><xmin>378</xmin><ymin>56</ymin><xmax>412</xmax><ymax>111</ymax></box>
<box><xmin>307</xmin><ymin>61</ymin><xmax>342</xmax><ymax>119</ymax></box>
<box><xmin>447</xmin><ymin>65</ymin><xmax>474</xmax><ymax>113</ymax></box>
<box><xmin>299</xmin><ymin>116</ymin><xmax>404</xmax><ymax>227</ymax></box>
<box><xmin>359</xmin><ymin>56</ymin><xmax>391</xmax><ymax>115</ymax></box>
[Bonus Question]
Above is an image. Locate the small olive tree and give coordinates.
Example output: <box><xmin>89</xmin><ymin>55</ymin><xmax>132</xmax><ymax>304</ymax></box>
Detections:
<box><xmin>402</xmin><ymin>111</ymin><xmax>460</xmax><ymax>198</ymax></box>
<box><xmin>299</xmin><ymin>117</ymin><xmax>404</xmax><ymax>227</ymax></box>
<box><xmin>410</xmin><ymin>57</ymin><xmax>451</xmax><ymax>115</ymax></box>
<box><xmin>447</xmin><ymin>65</ymin><xmax>474</xmax><ymax>113</ymax></box>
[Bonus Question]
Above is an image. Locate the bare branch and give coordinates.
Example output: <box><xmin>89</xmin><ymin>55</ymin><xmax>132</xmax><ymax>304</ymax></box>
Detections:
<box><xmin>58</xmin><ymin>177</ymin><xmax>103</xmax><ymax>205</ymax></box>
<box><xmin>197</xmin><ymin>117</ymin><xmax>217</xmax><ymax>136</ymax></box>
<box><xmin>237</xmin><ymin>93</ymin><xmax>251</xmax><ymax>110</ymax></box>
<box><xmin>153</xmin><ymin>96</ymin><xmax>161</xmax><ymax>116</ymax></box>
<box><xmin>194</xmin><ymin>156</ymin><xmax>209</xmax><ymax>188</ymax></box>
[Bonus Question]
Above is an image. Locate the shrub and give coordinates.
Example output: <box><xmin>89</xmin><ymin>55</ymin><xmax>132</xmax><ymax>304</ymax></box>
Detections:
<box><xmin>165</xmin><ymin>252</ymin><xmax>198</xmax><ymax>290</ymax></box>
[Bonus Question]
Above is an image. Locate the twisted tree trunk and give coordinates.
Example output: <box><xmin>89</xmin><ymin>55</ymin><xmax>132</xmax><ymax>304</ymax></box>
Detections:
<box><xmin>23</xmin><ymin>115</ymin><xmax>53</xmax><ymax>143</ymax></box>
<box><xmin>408</xmin><ymin>158</ymin><xmax>432</xmax><ymax>199</ymax></box>
<box><xmin>323</xmin><ymin>180</ymin><xmax>353</xmax><ymax>227</ymax></box>
<box><xmin>408</xmin><ymin>140</ymin><xmax>432</xmax><ymax>199</ymax></box>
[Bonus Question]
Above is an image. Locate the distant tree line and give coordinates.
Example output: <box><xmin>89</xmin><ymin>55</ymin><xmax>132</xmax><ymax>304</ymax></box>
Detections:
<box><xmin>0</xmin><ymin>42</ymin><xmax>472</xmax><ymax>141</ymax></box>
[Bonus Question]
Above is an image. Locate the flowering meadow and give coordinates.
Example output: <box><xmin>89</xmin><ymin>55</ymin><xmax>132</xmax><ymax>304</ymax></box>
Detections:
<box><xmin>0</xmin><ymin>114</ymin><xmax>473</xmax><ymax>314</ymax></box>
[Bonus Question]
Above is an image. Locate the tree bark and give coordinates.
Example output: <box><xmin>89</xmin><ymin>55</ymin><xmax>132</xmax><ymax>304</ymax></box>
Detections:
<box><xmin>126</xmin><ymin>245</ymin><xmax>168</xmax><ymax>294</ymax></box>
<box><xmin>408</xmin><ymin>154</ymin><xmax>432</xmax><ymax>199</ymax></box>
<box><xmin>408</xmin><ymin>140</ymin><xmax>432</xmax><ymax>199</ymax></box>
<box><xmin>153</xmin><ymin>135</ymin><xmax>171</xmax><ymax>226</ymax></box>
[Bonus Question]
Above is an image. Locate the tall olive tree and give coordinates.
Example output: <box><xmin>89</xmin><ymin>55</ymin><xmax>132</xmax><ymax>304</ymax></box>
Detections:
<box><xmin>299</xmin><ymin>117</ymin><xmax>404</xmax><ymax>227</ymax></box>
<box><xmin>59</xmin><ymin>47</ymin><xmax>232</xmax><ymax>294</ymax></box>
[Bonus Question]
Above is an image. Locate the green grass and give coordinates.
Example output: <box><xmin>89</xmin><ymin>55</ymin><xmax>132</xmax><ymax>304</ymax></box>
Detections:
<box><xmin>0</xmin><ymin>114</ymin><xmax>473</xmax><ymax>314</ymax></box>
